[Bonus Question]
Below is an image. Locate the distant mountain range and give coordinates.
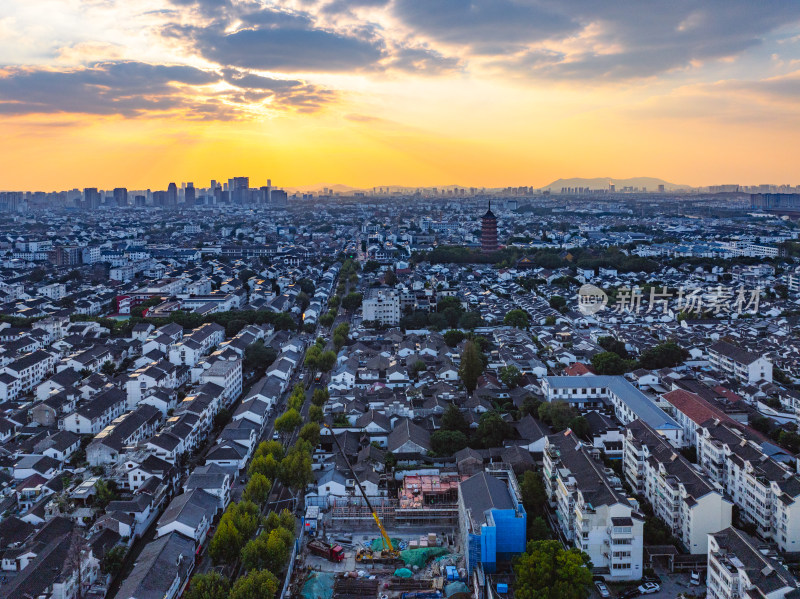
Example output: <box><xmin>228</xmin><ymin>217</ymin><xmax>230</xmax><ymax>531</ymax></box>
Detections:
<box><xmin>540</xmin><ymin>177</ymin><xmax>691</xmax><ymax>192</ymax></box>
<box><xmin>284</xmin><ymin>177</ymin><xmax>692</xmax><ymax>194</ymax></box>
<box><xmin>283</xmin><ymin>183</ymin><xmax>360</xmax><ymax>193</ymax></box>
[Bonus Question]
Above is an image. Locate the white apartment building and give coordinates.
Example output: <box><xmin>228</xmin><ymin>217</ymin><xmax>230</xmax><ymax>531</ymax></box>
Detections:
<box><xmin>168</xmin><ymin>323</ymin><xmax>225</xmax><ymax>367</ymax></box>
<box><xmin>697</xmin><ymin>421</ymin><xmax>800</xmax><ymax>552</ymax></box>
<box><xmin>38</xmin><ymin>283</ymin><xmax>67</xmax><ymax>300</ymax></box>
<box><xmin>200</xmin><ymin>359</ymin><xmax>242</xmax><ymax>407</ymax></box>
<box><xmin>707</xmin><ymin>527</ymin><xmax>798</xmax><ymax>599</ymax></box>
<box><xmin>544</xmin><ymin>432</ymin><xmax>644</xmax><ymax>581</ymax></box>
<box><xmin>125</xmin><ymin>361</ymin><xmax>177</xmax><ymax>408</ymax></box>
<box><xmin>61</xmin><ymin>388</ymin><xmax>127</xmax><ymax>435</ymax></box>
<box><xmin>1</xmin><ymin>350</ymin><xmax>57</xmax><ymax>399</ymax></box>
<box><xmin>623</xmin><ymin>420</ymin><xmax>732</xmax><ymax>554</ymax></box>
<box><xmin>542</xmin><ymin>376</ymin><xmax>683</xmax><ymax>447</ymax></box>
<box><xmin>362</xmin><ymin>288</ymin><xmax>401</xmax><ymax>326</ymax></box>
<box><xmin>707</xmin><ymin>340</ymin><xmax>772</xmax><ymax>384</ymax></box>
<box><xmin>81</xmin><ymin>246</ymin><xmax>102</xmax><ymax>264</ymax></box>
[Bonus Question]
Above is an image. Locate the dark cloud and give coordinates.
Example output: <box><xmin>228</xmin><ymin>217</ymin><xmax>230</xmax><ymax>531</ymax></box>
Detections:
<box><xmin>381</xmin><ymin>46</ymin><xmax>462</xmax><ymax>75</ymax></box>
<box><xmin>166</xmin><ymin>3</ymin><xmax>460</xmax><ymax>76</ymax></box>
<box><xmin>183</xmin><ymin>9</ymin><xmax>386</xmax><ymax>72</ymax></box>
<box><xmin>0</xmin><ymin>61</ymin><xmax>335</xmax><ymax>118</ymax></box>
<box><xmin>393</xmin><ymin>0</ymin><xmax>800</xmax><ymax>80</ymax></box>
<box><xmin>392</xmin><ymin>0</ymin><xmax>575</xmax><ymax>53</ymax></box>
<box><xmin>321</xmin><ymin>0</ymin><xmax>391</xmax><ymax>16</ymax></box>
<box><xmin>157</xmin><ymin>0</ymin><xmax>800</xmax><ymax>83</ymax></box>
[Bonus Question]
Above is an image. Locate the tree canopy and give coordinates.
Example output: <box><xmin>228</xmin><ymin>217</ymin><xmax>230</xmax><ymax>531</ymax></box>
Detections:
<box><xmin>637</xmin><ymin>341</ymin><xmax>688</xmax><ymax>370</ymax></box>
<box><xmin>274</xmin><ymin>408</ymin><xmax>302</xmax><ymax>433</ymax></box>
<box><xmin>476</xmin><ymin>411</ymin><xmax>513</xmax><ymax>448</ymax></box>
<box><xmin>185</xmin><ymin>573</ymin><xmax>230</xmax><ymax>599</ymax></box>
<box><xmin>538</xmin><ymin>401</ymin><xmax>579</xmax><ymax>432</ymax></box>
<box><xmin>504</xmin><ymin>309</ymin><xmax>530</xmax><ymax>329</ymax></box>
<box><xmin>459</xmin><ymin>340</ymin><xmax>484</xmax><ymax>394</ymax></box>
<box><xmin>591</xmin><ymin>351</ymin><xmax>634</xmax><ymax>375</ymax></box>
<box><xmin>514</xmin><ymin>540</ymin><xmax>593</xmax><ymax>599</ymax></box>
<box><xmin>499</xmin><ymin>365</ymin><xmax>523</xmax><ymax>388</ymax></box>
<box><xmin>430</xmin><ymin>430</ymin><xmax>468</xmax><ymax>455</ymax></box>
<box><xmin>229</xmin><ymin>569</ymin><xmax>279</xmax><ymax>599</ymax></box>
<box><xmin>441</xmin><ymin>404</ymin><xmax>469</xmax><ymax>435</ymax></box>
<box><xmin>242</xmin><ymin>473</ymin><xmax>272</xmax><ymax>505</ymax></box>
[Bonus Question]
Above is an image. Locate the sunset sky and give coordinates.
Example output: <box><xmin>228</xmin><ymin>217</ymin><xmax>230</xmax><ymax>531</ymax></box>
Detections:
<box><xmin>2</xmin><ymin>0</ymin><xmax>800</xmax><ymax>190</ymax></box>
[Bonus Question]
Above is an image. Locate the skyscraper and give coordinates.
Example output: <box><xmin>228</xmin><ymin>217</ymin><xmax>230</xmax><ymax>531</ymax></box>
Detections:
<box><xmin>481</xmin><ymin>202</ymin><xmax>498</xmax><ymax>252</ymax></box>
<box><xmin>184</xmin><ymin>183</ymin><xmax>195</xmax><ymax>206</ymax></box>
<box><xmin>272</xmin><ymin>189</ymin><xmax>288</xmax><ymax>207</ymax></box>
<box><xmin>83</xmin><ymin>187</ymin><xmax>100</xmax><ymax>210</ymax></box>
<box><xmin>230</xmin><ymin>177</ymin><xmax>249</xmax><ymax>204</ymax></box>
<box><xmin>167</xmin><ymin>182</ymin><xmax>178</xmax><ymax>206</ymax></box>
<box><xmin>113</xmin><ymin>187</ymin><xmax>128</xmax><ymax>207</ymax></box>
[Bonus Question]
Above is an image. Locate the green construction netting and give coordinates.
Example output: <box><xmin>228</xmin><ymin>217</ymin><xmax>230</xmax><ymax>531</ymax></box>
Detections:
<box><xmin>445</xmin><ymin>582</ymin><xmax>470</xmax><ymax>597</ymax></box>
<box><xmin>301</xmin><ymin>571</ymin><xmax>334</xmax><ymax>599</ymax></box>
<box><xmin>394</xmin><ymin>568</ymin><xmax>413</xmax><ymax>578</ymax></box>
<box><xmin>400</xmin><ymin>547</ymin><xmax>450</xmax><ymax>567</ymax></box>
<box><xmin>371</xmin><ymin>537</ymin><xmax>402</xmax><ymax>551</ymax></box>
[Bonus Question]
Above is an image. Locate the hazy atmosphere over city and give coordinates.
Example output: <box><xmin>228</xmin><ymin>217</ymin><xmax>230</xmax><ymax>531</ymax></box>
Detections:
<box><xmin>4</xmin><ymin>3</ymin><xmax>800</xmax><ymax>599</ymax></box>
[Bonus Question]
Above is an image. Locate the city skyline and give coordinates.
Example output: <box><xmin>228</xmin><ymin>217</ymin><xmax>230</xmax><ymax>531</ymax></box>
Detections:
<box><xmin>5</xmin><ymin>176</ymin><xmax>800</xmax><ymax>196</ymax></box>
<box><xmin>2</xmin><ymin>1</ymin><xmax>800</xmax><ymax>189</ymax></box>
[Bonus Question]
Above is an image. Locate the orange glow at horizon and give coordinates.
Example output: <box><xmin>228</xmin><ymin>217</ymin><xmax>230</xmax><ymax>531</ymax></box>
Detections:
<box><xmin>2</xmin><ymin>1</ymin><xmax>800</xmax><ymax>191</ymax></box>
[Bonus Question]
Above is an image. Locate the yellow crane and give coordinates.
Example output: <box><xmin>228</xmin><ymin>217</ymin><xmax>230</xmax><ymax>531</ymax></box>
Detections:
<box><xmin>324</xmin><ymin>424</ymin><xmax>398</xmax><ymax>562</ymax></box>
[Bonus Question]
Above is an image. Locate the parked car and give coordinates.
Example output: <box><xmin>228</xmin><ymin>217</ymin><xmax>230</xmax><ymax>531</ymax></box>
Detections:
<box><xmin>690</xmin><ymin>571</ymin><xmax>702</xmax><ymax>586</ymax></box>
<box><xmin>595</xmin><ymin>581</ymin><xmax>611</xmax><ymax>598</ymax></box>
<box><xmin>638</xmin><ymin>582</ymin><xmax>660</xmax><ymax>595</ymax></box>
<box><xmin>618</xmin><ymin>589</ymin><xmax>640</xmax><ymax>599</ymax></box>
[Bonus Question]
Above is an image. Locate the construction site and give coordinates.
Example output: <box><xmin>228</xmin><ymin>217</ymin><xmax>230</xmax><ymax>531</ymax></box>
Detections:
<box><xmin>290</xmin><ymin>521</ymin><xmax>471</xmax><ymax>599</ymax></box>
<box><xmin>290</xmin><ymin>426</ymin><xmax>473</xmax><ymax>599</ymax></box>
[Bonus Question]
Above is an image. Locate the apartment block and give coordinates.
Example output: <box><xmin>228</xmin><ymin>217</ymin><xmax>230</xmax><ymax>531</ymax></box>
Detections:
<box><xmin>698</xmin><ymin>420</ymin><xmax>800</xmax><ymax>552</ymax></box>
<box><xmin>623</xmin><ymin>419</ymin><xmax>732</xmax><ymax>554</ymax></box>
<box><xmin>707</xmin><ymin>341</ymin><xmax>772</xmax><ymax>384</ymax></box>
<box><xmin>544</xmin><ymin>432</ymin><xmax>644</xmax><ymax>581</ymax></box>
<box><xmin>362</xmin><ymin>288</ymin><xmax>401</xmax><ymax>326</ymax></box>
<box><xmin>707</xmin><ymin>527</ymin><xmax>798</xmax><ymax>599</ymax></box>
<box><xmin>200</xmin><ymin>359</ymin><xmax>242</xmax><ymax>407</ymax></box>
<box><xmin>542</xmin><ymin>375</ymin><xmax>683</xmax><ymax>447</ymax></box>
<box><xmin>458</xmin><ymin>469</ymin><xmax>526</xmax><ymax>575</ymax></box>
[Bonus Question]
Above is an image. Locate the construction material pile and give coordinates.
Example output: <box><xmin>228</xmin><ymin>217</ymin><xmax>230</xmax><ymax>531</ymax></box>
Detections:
<box><xmin>400</xmin><ymin>547</ymin><xmax>450</xmax><ymax>568</ymax></box>
<box><xmin>301</xmin><ymin>571</ymin><xmax>334</xmax><ymax>599</ymax></box>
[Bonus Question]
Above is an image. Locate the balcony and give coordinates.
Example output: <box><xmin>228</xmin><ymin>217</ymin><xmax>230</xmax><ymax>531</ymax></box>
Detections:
<box><xmin>608</xmin><ymin>527</ymin><xmax>633</xmax><ymax>538</ymax></box>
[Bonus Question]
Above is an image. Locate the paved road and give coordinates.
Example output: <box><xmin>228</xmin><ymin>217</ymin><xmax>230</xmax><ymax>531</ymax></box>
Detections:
<box><xmin>192</xmin><ymin>267</ymin><xmax>354</xmax><ymax>580</ymax></box>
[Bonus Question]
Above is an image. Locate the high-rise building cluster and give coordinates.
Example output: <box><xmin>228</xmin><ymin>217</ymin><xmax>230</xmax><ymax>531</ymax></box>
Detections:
<box><xmin>0</xmin><ymin>177</ymin><xmax>290</xmax><ymax>213</ymax></box>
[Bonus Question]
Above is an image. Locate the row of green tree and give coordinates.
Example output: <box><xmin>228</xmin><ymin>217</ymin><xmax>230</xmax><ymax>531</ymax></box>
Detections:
<box><xmin>192</xmin><ymin>503</ymin><xmax>296</xmax><ymax>599</ymax></box>
<box><xmin>400</xmin><ymin>295</ymin><xmax>484</xmax><ymax>331</ymax></box>
<box><xmin>590</xmin><ymin>338</ymin><xmax>689</xmax><ymax>375</ymax></box>
<box><xmin>304</xmin><ymin>338</ymin><xmax>337</xmax><ymax>375</ymax></box>
<box><xmin>192</xmin><ymin>378</ymin><xmax>325</xmax><ymax>599</ymax></box>
<box><xmin>412</xmin><ymin>245</ymin><xmax>658</xmax><ymax>275</ymax></box>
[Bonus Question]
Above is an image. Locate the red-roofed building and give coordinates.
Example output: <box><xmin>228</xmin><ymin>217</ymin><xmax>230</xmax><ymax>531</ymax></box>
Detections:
<box><xmin>662</xmin><ymin>389</ymin><xmax>739</xmax><ymax>447</ymax></box>
<box><xmin>713</xmin><ymin>386</ymin><xmax>743</xmax><ymax>404</ymax></box>
<box><xmin>565</xmin><ymin>362</ymin><xmax>594</xmax><ymax>376</ymax></box>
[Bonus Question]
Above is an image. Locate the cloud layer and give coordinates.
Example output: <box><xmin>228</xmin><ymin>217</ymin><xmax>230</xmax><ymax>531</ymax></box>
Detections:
<box><xmin>0</xmin><ymin>61</ymin><xmax>334</xmax><ymax>118</ymax></box>
<box><xmin>1</xmin><ymin>0</ymin><xmax>800</xmax><ymax>120</ymax></box>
